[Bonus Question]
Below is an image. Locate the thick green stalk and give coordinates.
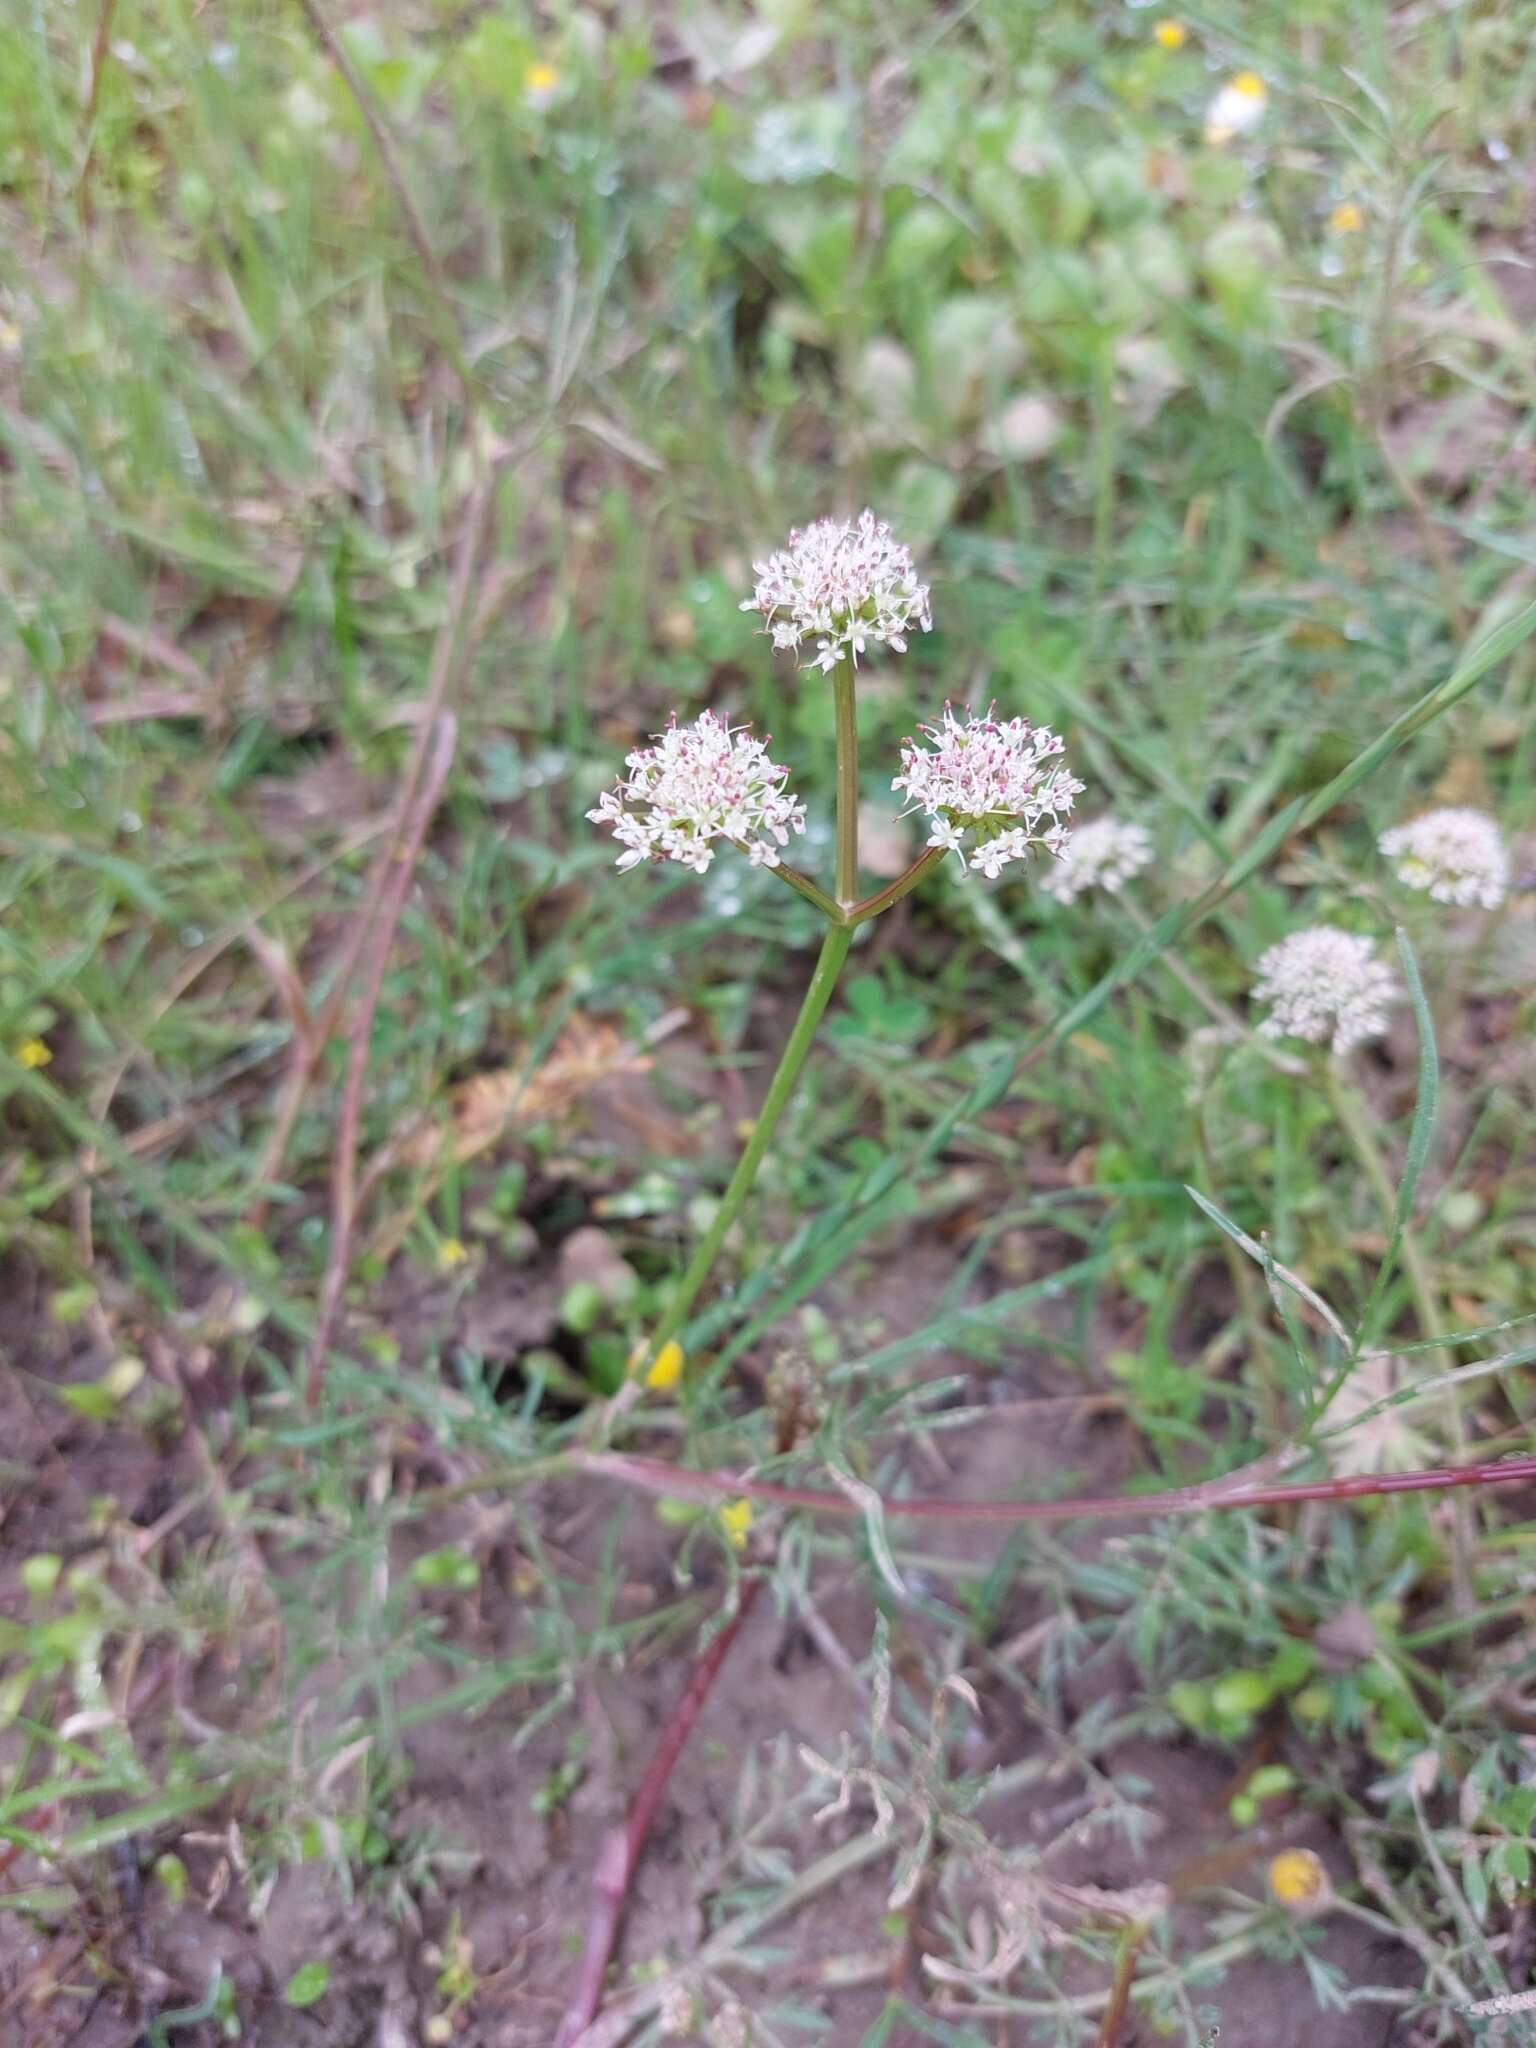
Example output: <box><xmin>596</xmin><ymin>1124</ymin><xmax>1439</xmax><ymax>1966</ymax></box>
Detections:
<box><xmin>638</xmin><ymin>921</ymin><xmax>853</xmax><ymax>1374</ymax></box>
<box><xmin>833</xmin><ymin>658</ymin><xmax>860</xmax><ymax>906</ymax></box>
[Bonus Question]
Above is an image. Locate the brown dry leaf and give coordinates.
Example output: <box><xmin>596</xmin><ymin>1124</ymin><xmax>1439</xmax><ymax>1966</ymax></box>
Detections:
<box><xmin>401</xmin><ymin>1017</ymin><xmax>652</xmax><ymax>1170</ymax></box>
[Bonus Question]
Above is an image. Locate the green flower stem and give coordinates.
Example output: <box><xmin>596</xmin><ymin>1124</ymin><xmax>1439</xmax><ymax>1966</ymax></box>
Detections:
<box><xmin>1327</xmin><ymin>1062</ymin><xmax>1477</xmax><ymax>1612</ymax></box>
<box><xmin>847</xmin><ymin>844</ymin><xmax>948</xmax><ymax>926</ymax></box>
<box><xmin>637</xmin><ymin>920</ymin><xmax>853</xmax><ymax>1377</ymax></box>
<box><xmin>833</xmin><ymin>657</ymin><xmax>860</xmax><ymax>907</ymax></box>
<box><xmin>752</xmin><ymin>852</ymin><xmax>845</xmax><ymax>923</ymax></box>
<box><xmin>1324</xmin><ymin>1062</ymin><xmax>1449</xmax><ymax>1377</ymax></box>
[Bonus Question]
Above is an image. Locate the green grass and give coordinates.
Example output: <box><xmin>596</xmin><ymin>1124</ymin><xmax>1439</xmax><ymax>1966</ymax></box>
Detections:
<box><xmin>2</xmin><ymin>2</ymin><xmax>1535</xmax><ymax>2043</ymax></box>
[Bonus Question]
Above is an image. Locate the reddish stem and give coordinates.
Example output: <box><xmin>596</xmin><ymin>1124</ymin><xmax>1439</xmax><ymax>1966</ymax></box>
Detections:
<box><xmin>253</xmin><ymin>479</ymin><xmax>495</xmax><ymax>1229</ymax></box>
<box><xmin>1094</xmin><ymin>1924</ymin><xmax>1152</xmax><ymax>2048</ymax></box>
<box><xmin>305</xmin><ymin>713</ymin><xmax>458</xmax><ymax>1405</ymax></box>
<box><xmin>555</xmin><ymin>1582</ymin><xmax>762</xmax><ymax>2047</ymax></box>
<box><xmin>579</xmin><ymin>1450</ymin><xmax>1536</xmax><ymax>1528</ymax></box>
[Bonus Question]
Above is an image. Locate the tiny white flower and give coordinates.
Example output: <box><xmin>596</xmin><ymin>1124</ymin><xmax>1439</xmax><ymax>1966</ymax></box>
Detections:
<box><xmin>1251</xmin><ymin>925</ymin><xmax>1400</xmax><ymax>1055</ymax></box>
<box><xmin>589</xmin><ymin>710</ymin><xmax>806</xmax><ymax>876</ymax></box>
<box><xmin>1205</xmin><ymin>69</ymin><xmax>1267</xmax><ymax>144</ymax></box>
<box><xmin>893</xmin><ymin>704</ymin><xmax>1084</xmax><ymax>882</ymax></box>
<box><xmin>1040</xmin><ymin>815</ymin><xmax>1153</xmax><ymax>905</ymax></box>
<box><xmin>1379</xmin><ymin>806</ymin><xmax>1508</xmax><ymax>910</ymax></box>
<box><xmin>741</xmin><ymin>509</ymin><xmax>932</xmax><ymax>673</ymax></box>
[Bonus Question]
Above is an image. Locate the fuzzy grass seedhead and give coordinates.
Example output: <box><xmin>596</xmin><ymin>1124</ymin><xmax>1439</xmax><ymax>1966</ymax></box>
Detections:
<box><xmin>893</xmin><ymin>705</ymin><xmax>1083</xmax><ymax>880</ymax></box>
<box><xmin>1251</xmin><ymin>925</ymin><xmax>1400</xmax><ymax>1054</ymax></box>
<box><xmin>588</xmin><ymin>709</ymin><xmax>806</xmax><ymax>874</ymax></box>
<box><xmin>740</xmin><ymin>508</ymin><xmax>932</xmax><ymax>673</ymax></box>
<box><xmin>1379</xmin><ymin>805</ymin><xmax>1508</xmax><ymax>908</ymax></box>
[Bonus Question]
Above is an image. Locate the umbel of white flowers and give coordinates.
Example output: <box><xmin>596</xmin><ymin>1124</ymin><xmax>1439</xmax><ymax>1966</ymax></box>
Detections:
<box><xmin>740</xmin><ymin>509</ymin><xmax>933</xmax><ymax>673</ymax></box>
<box><xmin>593</xmin><ymin>513</ymin><xmax>1084</xmax><ymax>887</ymax></box>
<box><xmin>1040</xmin><ymin>815</ymin><xmax>1153</xmax><ymax>904</ymax></box>
<box><xmin>1251</xmin><ymin>926</ymin><xmax>1400</xmax><ymax>1055</ymax></box>
<box><xmin>1379</xmin><ymin>806</ymin><xmax>1508</xmax><ymax>909</ymax></box>
<box><xmin>587</xmin><ymin>710</ymin><xmax>806</xmax><ymax>874</ymax></box>
<box><xmin>894</xmin><ymin>705</ymin><xmax>1083</xmax><ymax>879</ymax></box>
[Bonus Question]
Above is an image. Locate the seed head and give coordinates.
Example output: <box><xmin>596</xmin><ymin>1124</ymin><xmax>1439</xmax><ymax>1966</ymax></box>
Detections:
<box><xmin>1379</xmin><ymin>806</ymin><xmax>1508</xmax><ymax>909</ymax></box>
<box><xmin>1039</xmin><ymin>815</ymin><xmax>1152</xmax><ymax>904</ymax></box>
<box><xmin>588</xmin><ymin>710</ymin><xmax>806</xmax><ymax>875</ymax></box>
<box><xmin>741</xmin><ymin>509</ymin><xmax>932</xmax><ymax>673</ymax></box>
<box><xmin>892</xmin><ymin>704</ymin><xmax>1083</xmax><ymax>881</ymax></box>
<box><xmin>1251</xmin><ymin>925</ymin><xmax>1399</xmax><ymax>1054</ymax></box>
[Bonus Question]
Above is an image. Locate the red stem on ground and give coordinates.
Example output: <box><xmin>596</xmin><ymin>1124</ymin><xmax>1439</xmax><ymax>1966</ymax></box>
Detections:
<box><xmin>305</xmin><ymin>713</ymin><xmax>459</xmax><ymax>1405</ymax></box>
<box><xmin>578</xmin><ymin>1449</ymin><xmax>1536</xmax><ymax>1527</ymax></box>
<box><xmin>554</xmin><ymin>1582</ymin><xmax>764</xmax><ymax>2048</ymax></box>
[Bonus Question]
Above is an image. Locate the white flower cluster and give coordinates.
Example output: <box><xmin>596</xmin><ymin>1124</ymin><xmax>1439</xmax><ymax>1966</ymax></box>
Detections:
<box><xmin>1379</xmin><ymin>806</ymin><xmax>1508</xmax><ymax>909</ymax></box>
<box><xmin>1040</xmin><ymin>815</ymin><xmax>1152</xmax><ymax>904</ymax></box>
<box><xmin>893</xmin><ymin>705</ymin><xmax>1083</xmax><ymax>880</ymax></box>
<box><xmin>588</xmin><ymin>710</ymin><xmax>805</xmax><ymax>875</ymax></box>
<box><xmin>1251</xmin><ymin>926</ymin><xmax>1400</xmax><ymax>1055</ymax></box>
<box><xmin>741</xmin><ymin>509</ymin><xmax>932</xmax><ymax>673</ymax></box>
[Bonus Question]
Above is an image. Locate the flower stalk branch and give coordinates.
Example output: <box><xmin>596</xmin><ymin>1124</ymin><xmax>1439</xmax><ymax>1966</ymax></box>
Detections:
<box><xmin>833</xmin><ymin>656</ymin><xmax>861</xmax><ymax>905</ymax></box>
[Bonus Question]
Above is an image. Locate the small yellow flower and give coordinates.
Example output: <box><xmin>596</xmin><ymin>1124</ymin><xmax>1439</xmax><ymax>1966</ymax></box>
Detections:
<box><xmin>1153</xmin><ymin>20</ymin><xmax>1187</xmax><ymax>49</ymax></box>
<box><xmin>16</xmin><ymin>1038</ymin><xmax>52</xmax><ymax>1069</ymax></box>
<box><xmin>1329</xmin><ymin>201</ymin><xmax>1365</xmax><ymax>233</ymax></box>
<box><xmin>1269</xmin><ymin>1848</ymin><xmax>1330</xmax><ymax>1913</ymax></box>
<box><xmin>644</xmin><ymin>1339</ymin><xmax>686</xmax><ymax>1391</ymax></box>
<box><xmin>524</xmin><ymin>59</ymin><xmax>559</xmax><ymax>100</ymax></box>
<box><xmin>437</xmin><ymin>1237</ymin><xmax>469</xmax><ymax>1272</ymax></box>
<box><xmin>719</xmin><ymin>1499</ymin><xmax>753</xmax><ymax>1549</ymax></box>
<box><xmin>1231</xmin><ymin>70</ymin><xmax>1266</xmax><ymax>98</ymax></box>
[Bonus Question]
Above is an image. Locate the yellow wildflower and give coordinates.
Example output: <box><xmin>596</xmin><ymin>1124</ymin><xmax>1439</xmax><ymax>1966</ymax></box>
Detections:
<box><xmin>524</xmin><ymin>59</ymin><xmax>559</xmax><ymax>102</ymax></box>
<box><xmin>644</xmin><ymin>1339</ymin><xmax>686</xmax><ymax>1392</ymax></box>
<box><xmin>1153</xmin><ymin>20</ymin><xmax>1187</xmax><ymax>49</ymax></box>
<box><xmin>1329</xmin><ymin>201</ymin><xmax>1365</xmax><ymax>233</ymax></box>
<box><xmin>719</xmin><ymin>1499</ymin><xmax>753</xmax><ymax>1549</ymax></box>
<box><xmin>16</xmin><ymin>1038</ymin><xmax>52</xmax><ymax>1069</ymax></box>
<box><xmin>437</xmin><ymin>1237</ymin><xmax>469</xmax><ymax>1272</ymax></box>
<box><xmin>1269</xmin><ymin>1848</ymin><xmax>1331</xmax><ymax>1914</ymax></box>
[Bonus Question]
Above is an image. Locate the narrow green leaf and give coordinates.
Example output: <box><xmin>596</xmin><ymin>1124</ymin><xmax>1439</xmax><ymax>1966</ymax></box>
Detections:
<box><xmin>1184</xmin><ymin>1186</ymin><xmax>1348</xmax><ymax>1345</ymax></box>
<box><xmin>53</xmin><ymin>1780</ymin><xmax>225</xmax><ymax>1860</ymax></box>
